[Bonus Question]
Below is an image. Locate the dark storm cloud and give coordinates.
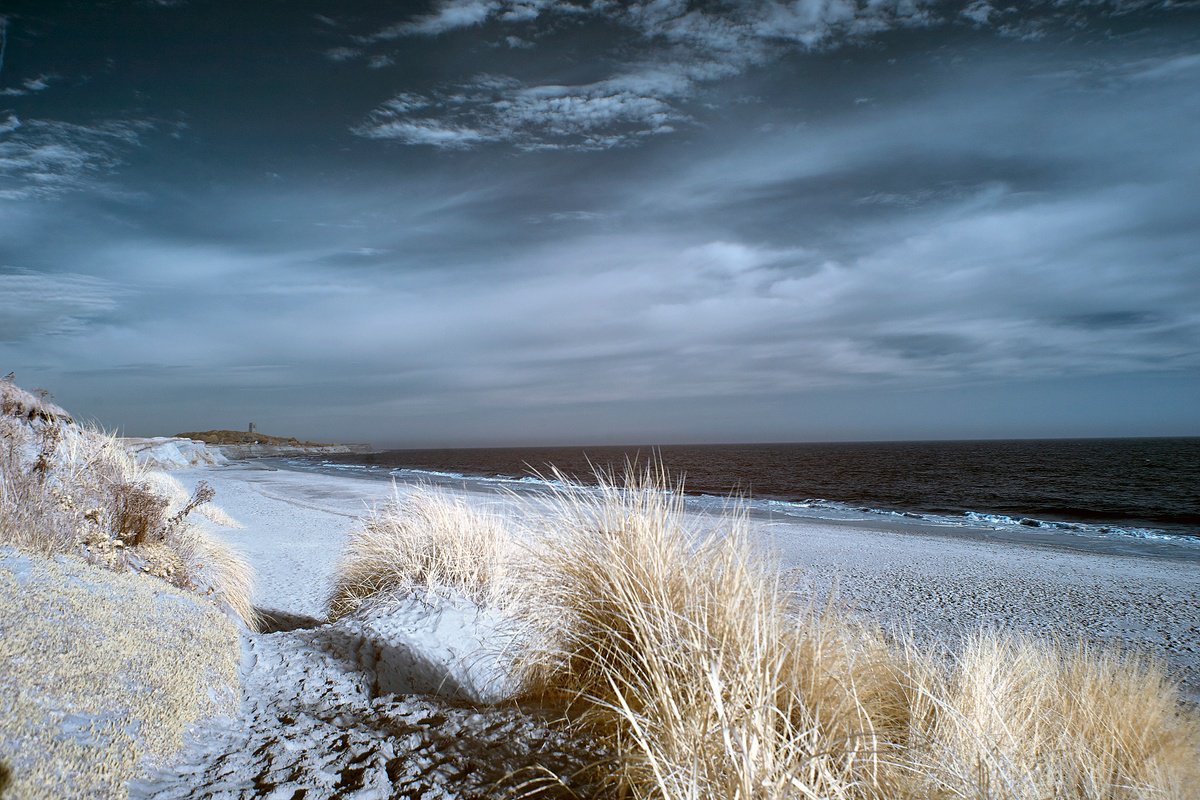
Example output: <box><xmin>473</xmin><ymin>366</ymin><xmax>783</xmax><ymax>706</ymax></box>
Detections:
<box><xmin>0</xmin><ymin>1</ymin><xmax>1196</xmax><ymax>442</ymax></box>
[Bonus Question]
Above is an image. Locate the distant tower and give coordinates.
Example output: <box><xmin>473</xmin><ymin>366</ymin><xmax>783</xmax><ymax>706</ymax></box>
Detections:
<box><xmin>248</xmin><ymin>422</ymin><xmax>256</xmax><ymax>434</ymax></box>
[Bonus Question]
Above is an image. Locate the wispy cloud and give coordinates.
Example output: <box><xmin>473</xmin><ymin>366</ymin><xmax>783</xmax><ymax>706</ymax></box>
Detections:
<box><xmin>346</xmin><ymin>0</ymin><xmax>1192</xmax><ymax>151</ymax></box>
<box><xmin>0</xmin><ymin>118</ymin><xmax>152</xmax><ymax>200</ymax></box>
<box><xmin>362</xmin><ymin>0</ymin><xmax>1190</xmax><ymax>43</ymax></box>
<box><xmin>0</xmin><ymin>74</ymin><xmax>54</xmax><ymax>97</ymax></box>
<box><xmin>366</xmin><ymin>0</ymin><xmax>506</xmax><ymax>39</ymax></box>
<box><xmin>353</xmin><ymin>117</ymin><xmax>495</xmax><ymax>149</ymax></box>
<box><xmin>355</xmin><ymin>70</ymin><xmax>688</xmax><ymax>150</ymax></box>
<box><xmin>0</xmin><ymin>269</ymin><xmax>126</xmax><ymax>342</ymax></box>
<box><xmin>324</xmin><ymin>46</ymin><xmax>360</xmax><ymax>62</ymax></box>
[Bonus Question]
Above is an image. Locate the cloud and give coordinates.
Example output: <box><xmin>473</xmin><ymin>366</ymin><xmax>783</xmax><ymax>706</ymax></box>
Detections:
<box><xmin>1126</xmin><ymin>52</ymin><xmax>1200</xmax><ymax>82</ymax></box>
<box><xmin>324</xmin><ymin>46</ymin><xmax>360</xmax><ymax>62</ymax></box>
<box><xmin>344</xmin><ymin>0</ymin><xmax>1193</xmax><ymax>152</ymax></box>
<box><xmin>391</xmin><ymin>0</ymin><xmax>1189</xmax><ymax>42</ymax></box>
<box><xmin>0</xmin><ymin>75</ymin><xmax>54</xmax><ymax>97</ymax></box>
<box><xmin>362</xmin><ymin>0</ymin><xmax>936</xmax><ymax>44</ymax></box>
<box><xmin>0</xmin><ymin>269</ymin><xmax>126</xmax><ymax>342</ymax></box>
<box><xmin>367</xmin><ymin>0</ymin><xmax>504</xmax><ymax>39</ymax></box>
<box><xmin>961</xmin><ymin>2</ymin><xmax>995</xmax><ymax>25</ymax></box>
<box><xmin>353</xmin><ymin>117</ymin><xmax>494</xmax><ymax>148</ymax></box>
<box><xmin>0</xmin><ymin>118</ymin><xmax>152</xmax><ymax>200</ymax></box>
<box><xmin>355</xmin><ymin>70</ymin><xmax>689</xmax><ymax>150</ymax></box>
<box><xmin>528</xmin><ymin>210</ymin><xmax>606</xmax><ymax>223</ymax></box>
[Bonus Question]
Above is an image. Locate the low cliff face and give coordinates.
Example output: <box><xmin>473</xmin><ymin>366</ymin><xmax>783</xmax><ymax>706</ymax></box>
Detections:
<box><xmin>122</xmin><ymin>437</ymin><xmax>229</xmax><ymax>470</ymax></box>
<box><xmin>211</xmin><ymin>442</ymin><xmax>374</xmax><ymax>459</ymax></box>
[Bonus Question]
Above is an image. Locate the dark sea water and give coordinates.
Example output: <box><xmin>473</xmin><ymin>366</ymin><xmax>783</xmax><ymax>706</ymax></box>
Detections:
<box><xmin>301</xmin><ymin>438</ymin><xmax>1199</xmax><ymax>546</ymax></box>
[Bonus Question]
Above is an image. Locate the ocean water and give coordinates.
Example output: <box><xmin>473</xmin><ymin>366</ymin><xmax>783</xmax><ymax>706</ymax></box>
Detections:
<box><xmin>289</xmin><ymin>438</ymin><xmax>1200</xmax><ymax>552</ymax></box>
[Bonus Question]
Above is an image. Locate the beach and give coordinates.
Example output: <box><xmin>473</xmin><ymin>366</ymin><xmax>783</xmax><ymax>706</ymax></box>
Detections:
<box><xmin>124</xmin><ymin>458</ymin><xmax>1200</xmax><ymax>797</ymax></box>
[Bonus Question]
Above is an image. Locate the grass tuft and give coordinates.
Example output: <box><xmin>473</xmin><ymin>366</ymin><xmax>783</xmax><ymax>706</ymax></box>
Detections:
<box><xmin>327</xmin><ymin>483</ymin><xmax>519</xmax><ymax>619</ymax></box>
<box><xmin>508</xmin><ymin>465</ymin><xmax>1200</xmax><ymax>799</ymax></box>
<box><xmin>903</xmin><ymin>633</ymin><xmax>1200</xmax><ymax>798</ymax></box>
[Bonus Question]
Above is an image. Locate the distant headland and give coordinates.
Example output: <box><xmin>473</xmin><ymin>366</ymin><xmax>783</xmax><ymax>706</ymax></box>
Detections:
<box><xmin>174</xmin><ymin>429</ymin><xmax>326</xmax><ymax>447</ymax></box>
<box><xmin>173</xmin><ymin>429</ymin><xmax>374</xmax><ymax>459</ymax></box>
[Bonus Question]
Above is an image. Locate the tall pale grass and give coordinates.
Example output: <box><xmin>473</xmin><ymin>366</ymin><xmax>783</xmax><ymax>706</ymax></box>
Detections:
<box><xmin>903</xmin><ymin>633</ymin><xmax>1200</xmax><ymax>798</ymax></box>
<box><xmin>327</xmin><ymin>483</ymin><xmax>520</xmax><ymax>619</ymax></box>
<box><xmin>167</xmin><ymin>524</ymin><xmax>257</xmax><ymax>626</ymax></box>
<box><xmin>509</xmin><ymin>466</ymin><xmax>1200</xmax><ymax>800</ymax></box>
<box><xmin>511</xmin><ymin>466</ymin><xmax>916</xmax><ymax>798</ymax></box>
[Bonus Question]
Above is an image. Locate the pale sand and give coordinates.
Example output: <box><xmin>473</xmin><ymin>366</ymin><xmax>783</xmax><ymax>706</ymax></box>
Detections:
<box><xmin>132</xmin><ymin>462</ymin><xmax>1200</xmax><ymax>798</ymax></box>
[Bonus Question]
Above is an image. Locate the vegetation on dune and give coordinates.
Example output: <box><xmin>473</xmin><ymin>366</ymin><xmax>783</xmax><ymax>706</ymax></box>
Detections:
<box><xmin>0</xmin><ymin>379</ymin><xmax>255</xmax><ymax>627</ymax></box>
<box><xmin>0</xmin><ymin>552</ymin><xmax>240</xmax><ymax>800</ymax></box>
<box><xmin>176</xmin><ymin>429</ymin><xmax>325</xmax><ymax>446</ymax></box>
<box><xmin>329</xmin><ymin>466</ymin><xmax>1200</xmax><ymax>800</ymax></box>
<box><xmin>0</xmin><ymin>378</ymin><xmax>250</xmax><ymax>798</ymax></box>
<box><xmin>0</xmin><ymin>382</ymin><xmax>73</xmax><ymax>426</ymax></box>
<box><xmin>328</xmin><ymin>484</ymin><xmax>523</xmax><ymax>619</ymax></box>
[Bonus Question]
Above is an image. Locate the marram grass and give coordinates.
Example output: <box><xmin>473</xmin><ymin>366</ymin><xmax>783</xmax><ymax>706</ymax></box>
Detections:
<box><xmin>330</xmin><ymin>466</ymin><xmax>1200</xmax><ymax>799</ymax></box>
<box><xmin>327</xmin><ymin>482</ymin><xmax>524</xmax><ymax>619</ymax></box>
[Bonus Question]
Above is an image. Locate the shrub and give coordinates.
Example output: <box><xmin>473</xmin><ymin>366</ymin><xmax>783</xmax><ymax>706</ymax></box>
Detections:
<box><xmin>0</xmin><ymin>379</ymin><xmax>73</xmax><ymax>425</ymax></box>
<box><xmin>111</xmin><ymin>481</ymin><xmax>169</xmax><ymax>546</ymax></box>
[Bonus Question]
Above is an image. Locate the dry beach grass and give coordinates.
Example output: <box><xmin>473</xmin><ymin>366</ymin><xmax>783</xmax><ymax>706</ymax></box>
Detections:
<box><xmin>0</xmin><ymin>380</ymin><xmax>255</xmax><ymax>626</ymax></box>
<box><xmin>328</xmin><ymin>483</ymin><xmax>523</xmax><ymax>619</ymax></box>
<box><xmin>331</xmin><ymin>466</ymin><xmax>1200</xmax><ymax>799</ymax></box>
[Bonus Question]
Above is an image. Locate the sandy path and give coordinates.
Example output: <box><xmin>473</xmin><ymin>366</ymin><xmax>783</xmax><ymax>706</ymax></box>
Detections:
<box><xmin>132</xmin><ymin>466</ymin><xmax>587</xmax><ymax>799</ymax></box>
<box><xmin>132</xmin><ymin>462</ymin><xmax>1200</xmax><ymax>797</ymax></box>
<box><xmin>130</xmin><ymin>605</ymin><xmax>583</xmax><ymax>799</ymax></box>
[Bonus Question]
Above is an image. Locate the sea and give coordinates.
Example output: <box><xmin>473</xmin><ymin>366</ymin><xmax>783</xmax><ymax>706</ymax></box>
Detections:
<box><xmin>281</xmin><ymin>438</ymin><xmax>1200</xmax><ymax>558</ymax></box>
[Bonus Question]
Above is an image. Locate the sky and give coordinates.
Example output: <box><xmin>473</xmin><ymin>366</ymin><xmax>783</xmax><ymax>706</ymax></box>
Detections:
<box><xmin>0</xmin><ymin>0</ymin><xmax>1198</xmax><ymax>447</ymax></box>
